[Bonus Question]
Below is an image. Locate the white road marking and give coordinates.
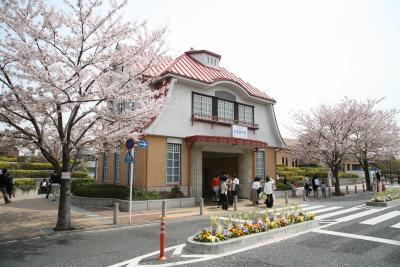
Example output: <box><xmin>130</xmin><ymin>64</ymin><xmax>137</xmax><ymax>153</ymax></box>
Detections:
<box><xmin>311</xmin><ymin>206</ymin><xmax>341</xmax><ymax>214</ymax></box>
<box><xmin>301</xmin><ymin>205</ymin><xmax>325</xmax><ymax>211</ymax></box>
<box><xmin>171</xmin><ymin>244</ymin><xmax>185</xmax><ymax>256</ymax></box>
<box><xmin>336</xmin><ymin>209</ymin><xmax>382</xmax><ymax>222</ymax></box>
<box><xmin>313</xmin><ymin>229</ymin><xmax>400</xmax><ymax>246</ymax></box>
<box><xmin>317</xmin><ymin>207</ymin><xmax>361</xmax><ymax>220</ymax></box>
<box><xmin>360</xmin><ymin>211</ymin><xmax>400</xmax><ymax>225</ymax></box>
<box><xmin>391</xmin><ymin>223</ymin><xmax>400</xmax><ymax>229</ymax></box>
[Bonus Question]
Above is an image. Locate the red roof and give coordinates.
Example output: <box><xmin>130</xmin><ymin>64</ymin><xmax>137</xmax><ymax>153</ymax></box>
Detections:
<box><xmin>148</xmin><ymin>50</ymin><xmax>275</xmax><ymax>103</ymax></box>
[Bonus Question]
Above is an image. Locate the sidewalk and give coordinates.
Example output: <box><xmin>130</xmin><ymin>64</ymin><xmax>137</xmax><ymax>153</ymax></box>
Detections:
<box><xmin>0</xmin><ymin>188</ymin><xmax>375</xmax><ymax>243</ymax></box>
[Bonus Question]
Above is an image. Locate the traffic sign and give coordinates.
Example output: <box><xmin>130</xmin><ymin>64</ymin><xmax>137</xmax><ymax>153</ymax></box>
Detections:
<box><xmin>124</xmin><ymin>151</ymin><xmax>134</xmax><ymax>163</ymax></box>
<box><xmin>126</xmin><ymin>138</ymin><xmax>134</xmax><ymax>150</ymax></box>
<box><xmin>138</xmin><ymin>140</ymin><xmax>149</xmax><ymax>149</ymax></box>
<box><xmin>61</xmin><ymin>172</ymin><xmax>71</xmax><ymax>179</ymax></box>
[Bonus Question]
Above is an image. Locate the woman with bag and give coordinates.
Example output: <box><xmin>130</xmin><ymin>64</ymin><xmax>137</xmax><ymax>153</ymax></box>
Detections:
<box><xmin>264</xmin><ymin>175</ymin><xmax>274</xmax><ymax>208</ymax></box>
<box><xmin>250</xmin><ymin>177</ymin><xmax>261</xmax><ymax>206</ymax></box>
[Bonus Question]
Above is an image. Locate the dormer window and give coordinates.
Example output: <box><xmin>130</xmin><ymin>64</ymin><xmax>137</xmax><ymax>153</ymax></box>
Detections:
<box><xmin>186</xmin><ymin>49</ymin><xmax>221</xmax><ymax>68</ymax></box>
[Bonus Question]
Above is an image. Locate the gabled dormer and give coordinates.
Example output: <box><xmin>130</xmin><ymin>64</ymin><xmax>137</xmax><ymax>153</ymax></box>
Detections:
<box><xmin>186</xmin><ymin>49</ymin><xmax>221</xmax><ymax>68</ymax></box>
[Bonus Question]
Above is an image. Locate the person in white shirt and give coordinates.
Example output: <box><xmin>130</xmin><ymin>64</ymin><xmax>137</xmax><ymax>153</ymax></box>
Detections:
<box><xmin>220</xmin><ymin>178</ymin><xmax>229</xmax><ymax>210</ymax></box>
<box><xmin>263</xmin><ymin>175</ymin><xmax>274</xmax><ymax>208</ymax></box>
<box><xmin>250</xmin><ymin>177</ymin><xmax>261</xmax><ymax>206</ymax></box>
<box><xmin>232</xmin><ymin>174</ymin><xmax>240</xmax><ymax>200</ymax></box>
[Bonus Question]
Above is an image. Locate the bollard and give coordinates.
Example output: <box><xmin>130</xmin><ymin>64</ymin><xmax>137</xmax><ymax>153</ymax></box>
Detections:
<box><xmin>200</xmin><ymin>197</ymin><xmax>204</xmax><ymax>215</ymax></box>
<box><xmin>346</xmin><ymin>185</ymin><xmax>349</xmax><ymax>195</ymax></box>
<box><xmin>113</xmin><ymin>203</ymin><xmax>119</xmax><ymax>225</ymax></box>
<box><xmin>234</xmin><ymin>196</ymin><xmax>238</xmax><ymax>211</ymax></box>
<box><xmin>285</xmin><ymin>191</ymin><xmax>288</xmax><ymax>204</ymax></box>
<box><xmin>159</xmin><ymin>200</ymin><xmax>166</xmax><ymax>261</ymax></box>
<box><xmin>355</xmin><ymin>185</ymin><xmax>358</xmax><ymax>193</ymax></box>
<box><xmin>362</xmin><ymin>183</ymin><xmax>365</xmax><ymax>192</ymax></box>
<box><xmin>303</xmin><ymin>190</ymin><xmax>306</xmax><ymax>201</ymax></box>
<box><xmin>328</xmin><ymin>187</ymin><xmax>331</xmax><ymax>198</ymax></box>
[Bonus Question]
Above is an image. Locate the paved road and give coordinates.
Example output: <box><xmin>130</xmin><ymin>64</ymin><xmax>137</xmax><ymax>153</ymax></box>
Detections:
<box><xmin>2</xmin><ymin>192</ymin><xmax>399</xmax><ymax>267</ymax></box>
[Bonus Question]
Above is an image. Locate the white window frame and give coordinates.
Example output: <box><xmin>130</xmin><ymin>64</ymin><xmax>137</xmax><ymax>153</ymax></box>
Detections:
<box><xmin>166</xmin><ymin>143</ymin><xmax>181</xmax><ymax>184</ymax></box>
<box><xmin>193</xmin><ymin>94</ymin><xmax>212</xmax><ymax>116</ymax></box>
<box><xmin>238</xmin><ymin>104</ymin><xmax>253</xmax><ymax>123</ymax></box>
<box><xmin>218</xmin><ymin>99</ymin><xmax>234</xmax><ymax>120</ymax></box>
<box><xmin>114</xmin><ymin>152</ymin><xmax>120</xmax><ymax>184</ymax></box>
<box><xmin>256</xmin><ymin>150</ymin><xmax>265</xmax><ymax>179</ymax></box>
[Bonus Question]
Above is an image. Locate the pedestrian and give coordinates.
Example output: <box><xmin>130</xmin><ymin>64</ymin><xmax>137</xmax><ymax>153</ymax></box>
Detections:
<box><xmin>232</xmin><ymin>174</ymin><xmax>240</xmax><ymax>200</ymax></box>
<box><xmin>312</xmin><ymin>177</ymin><xmax>318</xmax><ymax>196</ymax></box>
<box><xmin>291</xmin><ymin>181</ymin><xmax>297</xmax><ymax>197</ymax></box>
<box><xmin>320</xmin><ymin>182</ymin><xmax>327</xmax><ymax>198</ymax></box>
<box><xmin>375</xmin><ymin>171</ymin><xmax>381</xmax><ymax>192</ymax></box>
<box><xmin>39</xmin><ymin>178</ymin><xmax>49</xmax><ymax>194</ymax></box>
<box><xmin>263</xmin><ymin>175</ymin><xmax>274</xmax><ymax>208</ymax></box>
<box><xmin>46</xmin><ymin>171</ymin><xmax>61</xmax><ymax>201</ymax></box>
<box><xmin>226</xmin><ymin>174</ymin><xmax>234</xmax><ymax>206</ymax></box>
<box><xmin>250</xmin><ymin>177</ymin><xmax>261</xmax><ymax>206</ymax></box>
<box><xmin>4</xmin><ymin>169</ymin><xmax>14</xmax><ymax>200</ymax></box>
<box><xmin>283</xmin><ymin>175</ymin><xmax>287</xmax><ymax>185</ymax></box>
<box><xmin>220</xmin><ymin>177</ymin><xmax>228</xmax><ymax>211</ymax></box>
<box><xmin>211</xmin><ymin>174</ymin><xmax>220</xmax><ymax>205</ymax></box>
<box><xmin>0</xmin><ymin>168</ymin><xmax>11</xmax><ymax>204</ymax></box>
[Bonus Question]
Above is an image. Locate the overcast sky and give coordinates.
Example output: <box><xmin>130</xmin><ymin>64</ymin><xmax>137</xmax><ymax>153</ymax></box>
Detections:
<box><xmin>122</xmin><ymin>0</ymin><xmax>400</xmax><ymax>138</ymax></box>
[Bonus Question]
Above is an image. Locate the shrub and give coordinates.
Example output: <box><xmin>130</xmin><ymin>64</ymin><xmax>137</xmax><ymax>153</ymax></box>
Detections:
<box><xmin>275</xmin><ymin>182</ymin><xmax>291</xmax><ymax>191</ymax></box>
<box><xmin>71</xmin><ymin>178</ymin><xmax>95</xmax><ymax>192</ymax></box>
<box><xmin>0</xmin><ymin>162</ymin><xmax>53</xmax><ymax>170</ymax></box>
<box><xmin>0</xmin><ymin>156</ymin><xmax>17</xmax><ymax>162</ymax></box>
<box><xmin>14</xmin><ymin>178</ymin><xmax>36</xmax><ymax>191</ymax></box>
<box><xmin>170</xmin><ymin>185</ymin><xmax>184</xmax><ymax>198</ymax></box>
<box><xmin>10</xmin><ymin>170</ymin><xmax>52</xmax><ymax>178</ymax></box>
<box><xmin>71</xmin><ymin>171</ymin><xmax>89</xmax><ymax>178</ymax></box>
<box><xmin>339</xmin><ymin>172</ymin><xmax>359</xmax><ymax>178</ymax></box>
<box><xmin>73</xmin><ymin>184</ymin><xmax>130</xmax><ymax>199</ymax></box>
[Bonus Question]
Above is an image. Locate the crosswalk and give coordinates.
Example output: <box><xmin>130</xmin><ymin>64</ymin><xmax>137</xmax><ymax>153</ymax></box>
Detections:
<box><xmin>297</xmin><ymin>203</ymin><xmax>400</xmax><ymax>229</ymax></box>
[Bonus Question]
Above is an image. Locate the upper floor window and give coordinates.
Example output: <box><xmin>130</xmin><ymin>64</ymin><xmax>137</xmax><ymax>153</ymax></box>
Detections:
<box><xmin>167</xmin><ymin>144</ymin><xmax>181</xmax><ymax>184</ymax></box>
<box><xmin>238</xmin><ymin>104</ymin><xmax>253</xmax><ymax>123</ymax></box>
<box><xmin>102</xmin><ymin>152</ymin><xmax>109</xmax><ymax>182</ymax></box>
<box><xmin>256</xmin><ymin>150</ymin><xmax>265</xmax><ymax>179</ymax></box>
<box><xmin>193</xmin><ymin>94</ymin><xmax>212</xmax><ymax>116</ymax></box>
<box><xmin>114</xmin><ymin>152</ymin><xmax>120</xmax><ymax>184</ymax></box>
<box><xmin>218</xmin><ymin>99</ymin><xmax>234</xmax><ymax>120</ymax></box>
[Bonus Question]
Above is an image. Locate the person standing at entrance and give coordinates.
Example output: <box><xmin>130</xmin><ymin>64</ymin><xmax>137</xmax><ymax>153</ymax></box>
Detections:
<box><xmin>211</xmin><ymin>174</ymin><xmax>220</xmax><ymax>205</ymax></box>
<box><xmin>220</xmin><ymin>177</ymin><xmax>228</xmax><ymax>210</ymax></box>
<box><xmin>226</xmin><ymin>174</ymin><xmax>233</xmax><ymax>206</ymax></box>
<box><xmin>250</xmin><ymin>177</ymin><xmax>261</xmax><ymax>206</ymax></box>
<box><xmin>232</xmin><ymin>174</ymin><xmax>240</xmax><ymax>200</ymax></box>
<box><xmin>264</xmin><ymin>175</ymin><xmax>274</xmax><ymax>208</ymax></box>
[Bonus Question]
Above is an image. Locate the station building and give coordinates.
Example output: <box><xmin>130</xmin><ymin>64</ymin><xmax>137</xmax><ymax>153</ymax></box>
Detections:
<box><xmin>96</xmin><ymin>49</ymin><xmax>285</xmax><ymax>200</ymax></box>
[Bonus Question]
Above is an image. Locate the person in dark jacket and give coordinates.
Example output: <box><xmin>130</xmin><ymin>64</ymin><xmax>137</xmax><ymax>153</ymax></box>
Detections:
<box><xmin>4</xmin><ymin>169</ymin><xmax>14</xmax><ymax>200</ymax></box>
<box><xmin>0</xmin><ymin>168</ymin><xmax>11</xmax><ymax>204</ymax></box>
<box><xmin>46</xmin><ymin>171</ymin><xmax>61</xmax><ymax>200</ymax></box>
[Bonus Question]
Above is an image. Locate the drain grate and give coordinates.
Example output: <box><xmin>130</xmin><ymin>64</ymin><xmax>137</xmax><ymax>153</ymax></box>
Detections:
<box><xmin>39</xmin><ymin>227</ymin><xmax>55</xmax><ymax>235</ymax></box>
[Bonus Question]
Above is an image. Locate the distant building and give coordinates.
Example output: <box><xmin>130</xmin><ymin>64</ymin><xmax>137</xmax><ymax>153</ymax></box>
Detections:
<box><xmin>96</xmin><ymin>49</ymin><xmax>285</xmax><ymax>200</ymax></box>
<box><xmin>276</xmin><ymin>138</ymin><xmax>305</xmax><ymax>167</ymax></box>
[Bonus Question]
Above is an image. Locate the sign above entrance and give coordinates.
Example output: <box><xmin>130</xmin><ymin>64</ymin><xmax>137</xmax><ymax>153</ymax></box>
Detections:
<box><xmin>232</xmin><ymin>125</ymin><xmax>248</xmax><ymax>139</ymax></box>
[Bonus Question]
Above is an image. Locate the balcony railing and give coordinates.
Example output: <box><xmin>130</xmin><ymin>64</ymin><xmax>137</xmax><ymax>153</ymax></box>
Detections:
<box><xmin>191</xmin><ymin>113</ymin><xmax>259</xmax><ymax>130</ymax></box>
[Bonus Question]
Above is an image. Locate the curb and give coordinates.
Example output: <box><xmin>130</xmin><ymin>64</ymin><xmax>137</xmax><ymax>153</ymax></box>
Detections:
<box><xmin>185</xmin><ymin>219</ymin><xmax>319</xmax><ymax>254</ymax></box>
<box><xmin>366</xmin><ymin>199</ymin><xmax>400</xmax><ymax>207</ymax></box>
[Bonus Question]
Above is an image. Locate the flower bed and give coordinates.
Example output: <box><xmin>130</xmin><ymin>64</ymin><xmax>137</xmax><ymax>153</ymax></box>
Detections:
<box><xmin>193</xmin><ymin>205</ymin><xmax>315</xmax><ymax>243</ymax></box>
<box><xmin>366</xmin><ymin>189</ymin><xmax>400</xmax><ymax>207</ymax></box>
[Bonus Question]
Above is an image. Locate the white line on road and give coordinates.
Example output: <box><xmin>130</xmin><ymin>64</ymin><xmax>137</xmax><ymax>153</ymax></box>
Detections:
<box><xmin>391</xmin><ymin>223</ymin><xmax>400</xmax><ymax>229</ymax></box>
<box><xmin>171</xmin><ymin>244</ymin><xmax>185</xmax><ymax>256</ymax></box>
<box><xmin>336</xmin><ymin>209</ymin><xmax>382</xmax><ymax>222</ymax></box>
<box><xmin>317</xmin><ymin>207</ymin><xmax>361</xmax><ymax>220</ymax></box>
<box><xmin>301</xmin><ymin>205</ymin><xmax>325</xmax><ymax>211</ymax></box>
<box><xmin>313</xmin><ymin>229</ymin><xmax>400</xmax><ymax>246</ymax></box>
<box><xmin>360</xmin><ymin>211</ymin><xmax>400</xmax><ymax>225</ymax></box>
<box><xmin>311</xmin><ymin>206</ymin><xmax>342</xmax><ymax>214</ymax></box>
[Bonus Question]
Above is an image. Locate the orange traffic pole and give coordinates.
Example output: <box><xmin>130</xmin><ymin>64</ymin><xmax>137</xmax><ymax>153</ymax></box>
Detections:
<box><xmin>159</xmin><ymin>200</ymin><xmax>167</xmax><ymax>261</ymax></box>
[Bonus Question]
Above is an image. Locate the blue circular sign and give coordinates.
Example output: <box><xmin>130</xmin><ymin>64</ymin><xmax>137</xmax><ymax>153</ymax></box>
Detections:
<box><xmin>126</xmin><ymin>139</ymin><xmax>134</xmax><ymax>149</ymax></box>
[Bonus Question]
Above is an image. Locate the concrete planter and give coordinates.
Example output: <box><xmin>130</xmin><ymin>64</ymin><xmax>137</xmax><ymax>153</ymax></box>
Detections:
<box><xmin>366</xmin><ymin>198</ymin><xmax>400</xmax><ymax>207</ymax></box>
<box><xmin>185</xmin><ymin>219</ymin><xmax>319</xmax><ymax>255</ymax></box>
<box><xmin>71</xmin><ymin>195</ymin><xmax>195</xmax><ymax>212</ymax></box>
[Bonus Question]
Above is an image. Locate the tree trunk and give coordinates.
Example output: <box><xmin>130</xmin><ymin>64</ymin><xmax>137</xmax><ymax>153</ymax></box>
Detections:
<box><xmin>332</xmin><ymin>165</ymin><xmax>341</xmax><ymax>194</ymax></box>
<box><xmin>55</xmin><ymin>149</ymin><xmax>72</xmax><ymax>231</ymax></box>
<box><xmin>363</xmin><ymin>160</ymin><xmax>372</xmax><ymax>191</ymax></box>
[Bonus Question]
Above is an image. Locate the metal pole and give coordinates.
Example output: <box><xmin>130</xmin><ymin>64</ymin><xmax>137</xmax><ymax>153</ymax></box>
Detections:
<box><xmin>362</xmin><ymin>183</ymin><xmax>365</xmax><ymax>192</ymax></box>
<box><xmin>129</xmin><ymin>151</ymin><xmax>133</xmax><ymax>225</ymax></box>
<box><xmin>113</xmin><ymin>203</ymin><xmax>119</xmax><ymax>225</ymax></box>
<box><xmin>234</xmin><ymin>196</ymin><xmax>238</xmax><ymax>211</ymax></box>
<box><xmin>159</xmin><ymin>200</ymin><xmax>166</xmax><ymax>261</ymax></box>
<box><xmin>200</xmin><ymin>197</ymin><xmax>204</xmax><ymax>215</ymax></box>
<box><xmin>346</xmin><ymin>185</ymin><xmax>349</xmax><ymax>195</ymax></box>
<box><xmin>285</xmin><ymin>191</ymin><xmax>288</xmax><ymax>204</ymax></box>
<box><xmin>355</xmin><ymin>185</ymin><xmax>358</xmax><ymax>193</ymax></box>
<box><xmin>303</xmin><ymin>190</ymin><xmax>306</xmax><ymax>201</ymax></box>
<box><xmin>328</xmin><ymin>187</ymin><xmax>331</xmax><ymax>198</ymax></box>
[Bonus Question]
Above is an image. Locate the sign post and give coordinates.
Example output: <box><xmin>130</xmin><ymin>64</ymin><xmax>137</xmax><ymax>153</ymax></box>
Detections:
<box><xmin>125</xmin><ymin>139</ymin><xmax>135</xmax><ymax>225</ymax></box>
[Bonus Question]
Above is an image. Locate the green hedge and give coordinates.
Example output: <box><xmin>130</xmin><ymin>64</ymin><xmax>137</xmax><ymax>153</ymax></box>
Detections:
<box><xmin>0</xmin><ymin>156</ymin><xmax>17</xmax><ymax>162</ymax></box>
<box><xmin>14</xmin><ymin>178</ymin><xmax>37</xmax><ymax>191</ymax></box>
<box><xmin>339</xmin><ymin>172</ymin><xmax>359</xmax><ymax>178</ymax></box>
<box><xmin>277</xmin><ymin>166</ymin><xmax>328</xmax><ymax>179</ymax></box>
<box><xmin>71</xmin><ymin>178</ymin><xmax>96</xmax><ymax>192</ymax></box>
<box><xmin>0</xmin><ymin>162</ymin><xmax>53</xmax><ymax>170</ymax></box>
<box><xmin>8</xmin><ymin>170</ymin><xmax>89</xmax><ymax>178</ymax></box>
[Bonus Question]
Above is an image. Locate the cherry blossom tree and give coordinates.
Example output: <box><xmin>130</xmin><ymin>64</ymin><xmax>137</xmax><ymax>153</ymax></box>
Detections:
<box><xmin>0</xmin><ymin>0</ymin><xmax>168</xmax><ymax>230</ymax></box>
<box><xmin>292</xmin><ymin>100</ymin><xmax>358</xmax><ymax>194</ymax></box>
<box><xmin>349</xmin><ymin>99</ymin><xmax>400</xmax><ymax>191</ymax></box>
